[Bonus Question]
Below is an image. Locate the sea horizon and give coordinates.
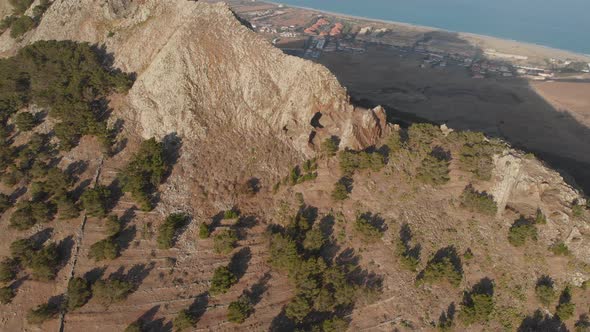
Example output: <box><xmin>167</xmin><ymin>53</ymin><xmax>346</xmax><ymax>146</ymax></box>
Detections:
<box><xmin>272</xmin><ymin>0</ymin><xmax>590</xmax><ymax>57</ymax></box>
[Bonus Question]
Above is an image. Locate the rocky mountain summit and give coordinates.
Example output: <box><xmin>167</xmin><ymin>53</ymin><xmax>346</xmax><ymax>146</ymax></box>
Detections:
<box><xmin>0</xmin><ymin>0</ymin><xmax>589</xmax><ymax>331</ymax></box>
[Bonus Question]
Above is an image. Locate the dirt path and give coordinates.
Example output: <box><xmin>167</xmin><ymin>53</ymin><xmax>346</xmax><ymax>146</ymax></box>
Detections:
<box><xmin>58</xmin><ymin>158</ymin><xmax>104</xmax><ymax>332</ymax></box>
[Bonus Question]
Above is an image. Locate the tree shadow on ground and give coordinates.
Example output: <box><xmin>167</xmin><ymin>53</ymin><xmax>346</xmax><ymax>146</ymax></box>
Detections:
<box><xmin>56</xmin><ymin>235</ymin><xmax>75</xmax><ymax>272</ymax></box>
<box><xmin>188</xmin><ymin>291</ymin><xmax>209</xmax><ymax>322</ymax></box>
<box><xmin>109</xmin><ymin>262</ymin><xmax>155</xmax><ymax>292</ymax></box>
<box><xmin>228</xmin><ymin>247</ymin><xmax>252</xmax><ymax>281</ymax></box>
<box><xmin>518</xmin><ymin>309</ymin><xmax>567</xmax><ymax>332</ymax></box>
<box><xmin>244</xmin><ymin>273</ymin><xmax>271</xmax><ymax>306</ymax></box>
<box><xmin>359</xmin><ymin>212</ymin><xmax>388</xmax><ymax>232</ymax></box>
<box><xmin>83</xmin><ymin>266</ymin><xmax>107</xmax><ymax>284</ymax></box>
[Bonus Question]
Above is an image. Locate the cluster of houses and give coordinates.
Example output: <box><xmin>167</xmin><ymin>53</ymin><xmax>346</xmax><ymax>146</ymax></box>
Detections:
<box><xmin>304</xmin><ymin>17</ymin><xmax>344</xmax><ymax>37</ymax></box>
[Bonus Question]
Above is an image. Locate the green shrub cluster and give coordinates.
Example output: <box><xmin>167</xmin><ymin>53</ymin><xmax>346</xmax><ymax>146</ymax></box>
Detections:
<box><xmin>286</xmin><ymin>160</ymin><xmax>318</xmax><ymax>186</ymax></box>
<box><xmin>339</xmin><ymin>149</ymin><xmax>385</xmax><ymax>175</ymax></box>
<box><xmin>0</xmin><ymin>193</ymin><xmax>12</xmax><ymax>214</ymax></box>
<box><xmin>223</xmin><ymin>209</ymin><xmax>240</xmax><ymax>219</ymax></box>
<box><xmin>9</xmin><ymin>15</ymin><xmax>35</xmax><ymax>38</ymax></box>
<box><xmin>88</xmin><ymin>237</ymin><xmax>120</xmax><ymax>261</ymax></box>
<box><xmin>508</xmin><ymin>217</ymin><xmax>538</xmax><ymax>247</ymax></box>
<box><xmin>104</xmin><ymin>215</ymin><xmax>122</xmax><ymax>237</ymax></box>
<box><xmin>0</xmin><ymin>258</ymin><xmax>17</xmax><ymax>282</ymax></box>
<box><xmin>0</xmin><ymin>41</ymin><xmax>133</xmax><ymax>150</ymax></box>
<box><xmin>550</xmin><ymin>242</ymin><xmax>570</xmax><ymax>256</ymax></box>
<box><xmin>210</xmin><ymin>266</ymin><xmax>237</xmax><ymax>295</ymax></box>
<box><xmin>416</xmin><ymin>151</ymin><xmax>450</xmax><ymax>185</ymax></box>
<box><xmin>173</xmin><ymin>309</ymin><xmax>197</xmax><ymax>331</ymax></box>
<box><xmin>157</xmin><ymin>213</ymin><xmax>188</xmax><ymax>249</ymax></box>
<box><xmin>268</xmin><ymin>208</ymin><xmax>367</xmax><ymax>328</ymax></box>
<box><xmin>92</xmin><ymin>278</ymin><xmax>134</xmax><ymax>306</ymax></box>
<box><xmin>354</xmin><ymin>213</ymin><xmax>384</xmax><ymax>241</ymax></box>
<box><xmin>213</xmin><ymin>229</ymin><xmax>238</xmax><ymax>255</ymax></box>
<box><xmin>9</xmin><ymin>240</ymin><xmax>60</xmax><ymax>281</ymax></box>
<box><xmin>81</xmin><ymin>185</ymin><xmax>111</xmax><ymax>218</ymax></box>
<box><xmin>460</xmin><ymin>185</ymin><xmax>497</xmax><ymax>216</ymax></box>
<box><xmin>227</xmin><ymin>295</ymin><xmax>254</xmax><ymax>323</ymax></box>
<box><xmin>395</xmin><ymin>224</ymin><xmax>420</xmax><ymax>271</ymax></box>
<box><xmin>67</xmin><ymin>277</ymin><xmax>92</xmax><ymax>311</ymax></box>
<box><xmin>321</xmin><ymin>136</ymin><xmax>339</xmax><ymax>157</ymax></box>
<box><xmin>416</xmin><ymin>246</ymin><xmax>463</xmax><ymax>287</ymax></box>
<box><xmin>26</xmin><ymin>302</ymin><xmax>59</xmax><ymax>325</ymax></box>
<box><xmin>535</xmin><ymin>276</ymin><xmax>556</xmax><ymax>307</ymax></box>
<box><xmin>9</xmin><ymin>0</ymin><xmax>35</xmax><ymax>14</ymax></box>
<box><xmin>119</xmin><ymin>138</ymin><xmax>168</xmax><ymax>211</ymax></box>
<box><xmin>331</xmin><ymin>177</ymin><xmax>351</xmax><ymax>201</ymax></box>
<box><xmin>555</xmin><ymin>286</ymin><xmax>575</xmax><ymax>321</ymax></box>
<box><xmin>199</xmin><ymin>223</ymin><xmax>210</xmax><ymax>239</ymax></box>
<box><xmin>407</xmin><ymin>123</ymin><xmax>441</xmax><ymax>153</ymax></box>
<box><xmin>459</xmin><ymin>278</ymin><xmax>494</xmax><ymax>325</ymax></box>
<box><xmin>14</xmin><ymin>111</ymin><xmax>37</xmax><ymax>131</ymax></box>
<box><xmin>9</xmin><ymin>200</ymin><xmax>54</xmax><ymax>230</ymax></box>
<box><xmin>458</xmin><ymin>132</ymin><xmax>502</xmax><ymax>181</ymax></box>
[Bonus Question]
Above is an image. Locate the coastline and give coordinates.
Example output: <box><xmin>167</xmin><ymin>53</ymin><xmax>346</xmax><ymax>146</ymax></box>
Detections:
<box><xmin>266</xmin><ymin>0</ymin><xmax>590</xmax><ymax>62</ymax></box>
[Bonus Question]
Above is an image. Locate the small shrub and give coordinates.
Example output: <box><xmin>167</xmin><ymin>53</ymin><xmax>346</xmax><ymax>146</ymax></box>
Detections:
<box><xmin>508</xmin><ymin>217</ymin><xmax>537</xmax><ymax>247</ymax></box>
<box><xmin>0</xmin><ymin>193</ymin><xmax>12</xmax><ymax>213</ymax></box>
<box><xmin>417</xmin><ymin>152</ymin><xmax>450</xmax><ymax>186</ymax></box>
<box><xmin>26</xmin><ymin>302</ymin><xmax>59</xmax><ymax>325</ymax></box>
<box><xmin>223</xmin><ymin>209</ymin><xmax>239</xmax><ymax>219</ymax></box>
<box><xmin>227</xmin><ymin>295</ymin><xmax>253</xmax><ymax>323</ymax></box>
<box><xmin>459</xmin><ymin>278</ymin><xmax>494</xmax><ymax>325</ymax></box>
<box><xmin>199</xmin><ymin>223</ymin><xmax>210</xmax><ymax>239</ymax></box>
<box><xmin>354</xmin><ymin>213</ymin><xmax>384</xmax><ymax>241</ymax></box>
<box><xmin>417</xmin><ymin>246</ymin><xmax>462</xmax><ymax>287</ymax></box>
<box><xmin>173</xmin><ymin>309</ymin><xmax>196</xmax><ymax>331</ymax></box>
<box><xmin>535</xmin><ymin>276</ymin><xmax>556</xmax><ymax>307</ymax></box>
<box><xmin>0</xmin><ymin>286</ymin><xmax>16</xmax><ymax>304</ymax></box>
<box><xmin>104</xmin><ymin>215</ymin><xmax>121</xmax><ymax>237</ymax></box>
<box><xmin>88</xmin><ymin>237</ymin><xmax>120</xmax><ymax>261</ymax></box>
<box><xmin>321</xmin><ymin>136</ymin><xmax>339</xmax><ymax>157</ymax></box>
<box><xmin>555</xmin><ymin>286</ymin><xmax>575</xmax><ymax>321</ymax></box>
<box><xmin>302</xmin><ymin>227</ymin><xmax>325</xmax><ymax>252</ymax></box>
<box><xmin>572</xmin><ymin>203</ymin><xmax>585</xmax><ymax>218</ymax></box>
<box><xmin>550</xmin><ymin>242</ymin><xmax>570</xmax><ymax>256</ymax></box>
<box><xmin>92</xmin><ymin>279</ymin><xmax>134</xmax><ymax>306</ymax></box>
<box><xmin>460</xmin><ymin>185</ymin><xmax>497</xmax><ymax>216</ymax></box>
<box><xmin>81</xmin><ymin>185</ymin><xmax>111</xmax><ymax>218</ymax></box>
<box><xmin>534</xmin><ymin>208</ymin><xmax>547</xmax><ymax>224</ymax></box>
<box><xmin>213</xmin><ymin>229</ymin><xmax>238</xmax><ymax>254</ymax></box>
<box><xmin>9</xmin><ymin>15</ymin><xmax>35</xmax><ymax>39</ymax></box>
<box><xmin>331</xmin><ymin>177</ymin><xmax>351</xmax><ymax>201</ymax></box>
<box><xmin>396</xmin><ymin>224</ymin><xmax>421</xmax><ymax>271</ymax></box>
<box><xmin>575</xmin><ymin>314</ymin><xmax>590</xmax><ymax>332</ymax></box>
<box><xmin>0</xmin><ymin>257</ymin><xmax>17</xmax><ymax>282</ymax></box>
<box><xmin>67</xmin><ymin>277</ymin><xmax>91</xmax><ymax>311</ymax></box>
<box><xmin>14</xmin><ymin>112</ymin><xmax>37</xmax><ymax>131</ymax></box>
<box><xmin>157</xmin><ymin>213</ymin><xmax>188</xmax><ymax>249</ymax></box>
<box><xmin>209</xmin><ymin>266</ymin><xmax>237</xmax><ymax>295</ymax></box>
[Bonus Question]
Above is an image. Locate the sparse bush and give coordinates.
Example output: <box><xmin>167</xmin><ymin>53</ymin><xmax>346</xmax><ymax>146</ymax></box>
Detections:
<box><xmin>92</xmin><ymin>279</ymin><xmax>134</xmax><ymax>306</ymax></box>
<box><xmin>0</xmin><ymin>193</ymin><xmax>12</xmax><ymax>214</ymax></box>
<box><xmin>81</xmin><ymin>185</ymin><xmax>111</xmax><ymax>218</ymax></box>
<box><xmin>535</xmin><ymin>276</ymin><xmax>556</xmax><ymax>307</ymax></box>
<box><xmin>210</xmin><ymin>266</ymin><xmax>237</xmax><ymax>295</ymax></box>
<box><xmin>213</xmin><ymin>229</ymin><xmax>238</xmax><ymax>254</ymax></box>
<box><xmin>417</xmin><ymin>246</ymin><xmax>462</xmax><ymax>287</ymax></box>
<box><xmin>67</xmin><ymin>277</ymin><xmax>91</xmax><ymax>311</ymax></box>
<box><xmin>321</xmin><ymin>136</ymin><xmax>339</xmax><ymax>157</ymax></box>
<box><xmin>227</xmin><ymin>295</ymin><xmax>253</xmax><ymax>323</ymax></box>
<box><xmin>460</xmin><ymin>185</ymin><xmax>497</xmax><ymax>216</ymax></box>
<box><xmin>173</xmin><ymin>309</ymin><xmax>196</xmax><ymax>331</ymax></box>
<box><xmin>459</xmin><ymin>279</ymin><xmax>494</xmax><ymax>325</ymax></box>
<box><xmin>354</xmin><ymin>213</ymin><xmax>384</xmax><ymax>240</ymax></box>
<box><xmin>417</xmin><ymin>152</ymin><xmax>450</xmax><ymax>185</ymax></box>
<box><xmin>223</xmin><ymin>209</ymin><xmax>239</xmax><ymax>219</ymax></box>
<box><xmin>26</xmin><ymin>302</ymin><xmax>59</xmax><ymax>325</ymax></box>
<box><xmin>0</xmin><ymin>257</ymin><xmax>17</xmax><ymax>282</ymax></box>
<box><xmin>534</xmin><ymin>208</ymin><xmax>547</xmax><ymax>224</ymax></box>
<box><xmin>396</xmin><ymin>224</ymin><xmax>420</xmax><ymax>271</ymax></box>
<box><xmin>199</xmin><ymin>223</ymin><xmax>210</xmax><ymax>239</ymax></box>
<box><xmin>0</xmin><ymin>286</ymin><xmax>16</xmax><ymax>304</ymax></box>
<box><xmin>104</xmin><ymin>215</ymin><xmax>121</xmax><ymax>237</ymax></box>
<box><xmin>88</xmin><ymin>237</ymin><xmax>120</xmax><ymax>261</ymax></box>
<box><xmin>157</xmin><ymin>213</ymin><xmax>188</xmax><ymax>249</ymax></box>
<box><xmin>555</xmin><ymin>286</ymin><xmax>575</xmax><ymax>321</ymax></box>
<box><xmin>331</xmin><ymin>177</ymin><xmax>351</xmax><ymax>201</ymax></box>
<box><xmin>508</xmin><ymin>217</ymin><xmax>538</xmax><ymax>247</ymax></box>
<box><xmin>119</xmin><ymin>138</ymin><xmax>168</xmax><ymax>211</ymax></box>
<box><xmin>550</xmin><ymin>242</ymin><xmax>570</xmax><ymax>256</ymax></box>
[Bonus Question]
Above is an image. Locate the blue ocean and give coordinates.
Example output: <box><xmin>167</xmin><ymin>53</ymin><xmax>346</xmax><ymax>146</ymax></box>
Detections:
<box><xmin>275</xmin><ymin>0</ymin><xmax>590</xmax><ymax>55</ymax></box>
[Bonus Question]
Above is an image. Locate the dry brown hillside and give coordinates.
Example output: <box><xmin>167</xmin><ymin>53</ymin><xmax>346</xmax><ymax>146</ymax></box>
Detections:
<box><xmin>0</xmin><ymin>1</ymin><xmax>589</xmax><ymax>332</ymax></box>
